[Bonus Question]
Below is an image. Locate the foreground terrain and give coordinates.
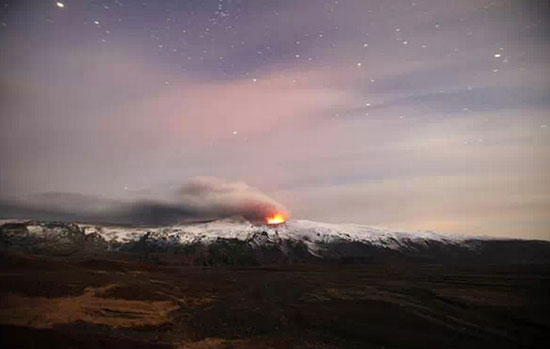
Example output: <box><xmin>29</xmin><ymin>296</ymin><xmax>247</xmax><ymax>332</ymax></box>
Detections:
<box><xmin>0</xmin><ymin>251</ymin><xmax>548</xmax><ymax>348</ymax></box>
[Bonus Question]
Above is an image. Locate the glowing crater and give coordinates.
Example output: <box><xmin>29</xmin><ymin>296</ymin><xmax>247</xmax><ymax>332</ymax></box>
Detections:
<box><xmin>266</xmin><ymin>213</ymin><xmax>286</xmax><ymax>225</ymax></box>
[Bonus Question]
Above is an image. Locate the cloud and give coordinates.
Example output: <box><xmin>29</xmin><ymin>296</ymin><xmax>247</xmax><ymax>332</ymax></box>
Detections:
<box><xmin>136</xmin><ymin>68</ymin><xmax>353</xmax><ymax>142</ymax></box>
<box><xmin>0</xmin><ymin>177</ymin><xmax>288</xmax><ymax>225</ymax></box>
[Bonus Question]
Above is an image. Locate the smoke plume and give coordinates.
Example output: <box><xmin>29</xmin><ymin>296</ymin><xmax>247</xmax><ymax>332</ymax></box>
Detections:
<box><xmin>0</xmin><ymin>177</ymin><xmax>288</xmax><ymax>225</ymax></box>
<box><xmin>178</xmin><ymin>177</ymin><xmax>288</xmax><ymax>222</ymax></box>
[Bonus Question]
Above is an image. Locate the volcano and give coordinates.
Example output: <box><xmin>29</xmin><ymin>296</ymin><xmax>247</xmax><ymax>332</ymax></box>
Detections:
<box><xmin>1</xmin><ymin>217</ymin><xmax>549</xmax><ymax>348</ymax></box>
<box><xmin>1</xmin><ymin>217</ymin><xmax>549</xmax><ymax>265</ymax></box>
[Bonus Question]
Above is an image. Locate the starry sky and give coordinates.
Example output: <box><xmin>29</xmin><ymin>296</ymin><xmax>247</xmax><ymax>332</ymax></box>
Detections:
<box><xmin>1</xmin><ymin>0</ymin><xmax>549</xmax><ymax>238</ymax></box>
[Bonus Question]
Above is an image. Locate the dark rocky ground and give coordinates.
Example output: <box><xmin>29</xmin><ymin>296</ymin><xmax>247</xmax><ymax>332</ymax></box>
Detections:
<box><xmin>0</xmin><ymin>251</ymin><xmax>549</xmax><ymax>348</ymax></box>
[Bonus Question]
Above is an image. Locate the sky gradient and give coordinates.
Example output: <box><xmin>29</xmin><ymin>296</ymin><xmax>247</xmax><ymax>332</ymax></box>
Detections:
<box><xmin>1</xmin><ymin>0</ymin><xmax>549</xmax><ymax>239</ymax></box>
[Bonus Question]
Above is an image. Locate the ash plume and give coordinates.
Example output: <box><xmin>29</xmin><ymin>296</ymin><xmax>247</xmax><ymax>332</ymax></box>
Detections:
<box><xmin>178</xmin><ymin>177</ymin><xmax>288</xmax><ymax>222</ymax></box>
<box><xmin>0</xmin><ymin>177</ymin><xmax>288</xmax><ymax>225</ymax></box>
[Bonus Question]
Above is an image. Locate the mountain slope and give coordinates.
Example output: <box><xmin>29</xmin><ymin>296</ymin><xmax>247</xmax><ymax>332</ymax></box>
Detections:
<box><xmin>1</xmin><ymin>218</ymin><xmax>549</xmax><ymax>265</ymax></box>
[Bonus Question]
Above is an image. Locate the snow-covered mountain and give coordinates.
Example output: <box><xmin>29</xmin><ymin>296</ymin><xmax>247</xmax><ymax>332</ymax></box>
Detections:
<box><xmin>1</xmin><ymin>217</ymin><xmax>549</xmax><ymax>265</ymax></box>
<box><xmin>77</xmin><ymin>217</ymin><xmax>471</xmax><ymax>246</ymax></box>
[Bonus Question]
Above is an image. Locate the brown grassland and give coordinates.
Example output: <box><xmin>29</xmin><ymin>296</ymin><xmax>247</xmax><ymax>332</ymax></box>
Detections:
<box><xmin>0</xmin><ymin>252</ymin><xmax>548</xmax><ymax>348</ymax></box>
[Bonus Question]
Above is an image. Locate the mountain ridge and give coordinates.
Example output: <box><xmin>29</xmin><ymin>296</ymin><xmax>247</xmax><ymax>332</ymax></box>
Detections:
<box><xmin>1</xmin><ymin>218</ymin><xmax>549</xmax><ymax>265</ymax></box>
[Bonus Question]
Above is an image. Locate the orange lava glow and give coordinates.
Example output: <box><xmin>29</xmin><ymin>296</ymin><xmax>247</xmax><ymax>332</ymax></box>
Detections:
<box><xmin>266</xmin><ymin>213</ymin><xmax>286</xmax><ymax>225</ymax></box>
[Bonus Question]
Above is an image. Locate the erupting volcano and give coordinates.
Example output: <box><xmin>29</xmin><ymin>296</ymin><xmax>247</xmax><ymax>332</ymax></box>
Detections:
<box><xmin>266</xmin><ymin>213</ymin><xmax>286</xmax><ymax>225</ymax></box>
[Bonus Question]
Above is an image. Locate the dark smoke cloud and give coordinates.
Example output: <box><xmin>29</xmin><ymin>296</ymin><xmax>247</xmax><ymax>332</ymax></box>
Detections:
<box><xmin>178</xmin><ymin>177</ymin><xmax>288</xmax><ymax>222</ymax></box>
<box><xmin>0</xmin><ymin>177</ymin><xmax>288</xmax><ymax>225</ymax></box>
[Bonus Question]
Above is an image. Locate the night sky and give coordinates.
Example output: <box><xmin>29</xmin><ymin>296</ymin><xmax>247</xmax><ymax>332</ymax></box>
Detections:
<box><xmin>1</xmin><ymin>0</ymin><xmax>549</xmax><ymax>238</ymax></box>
